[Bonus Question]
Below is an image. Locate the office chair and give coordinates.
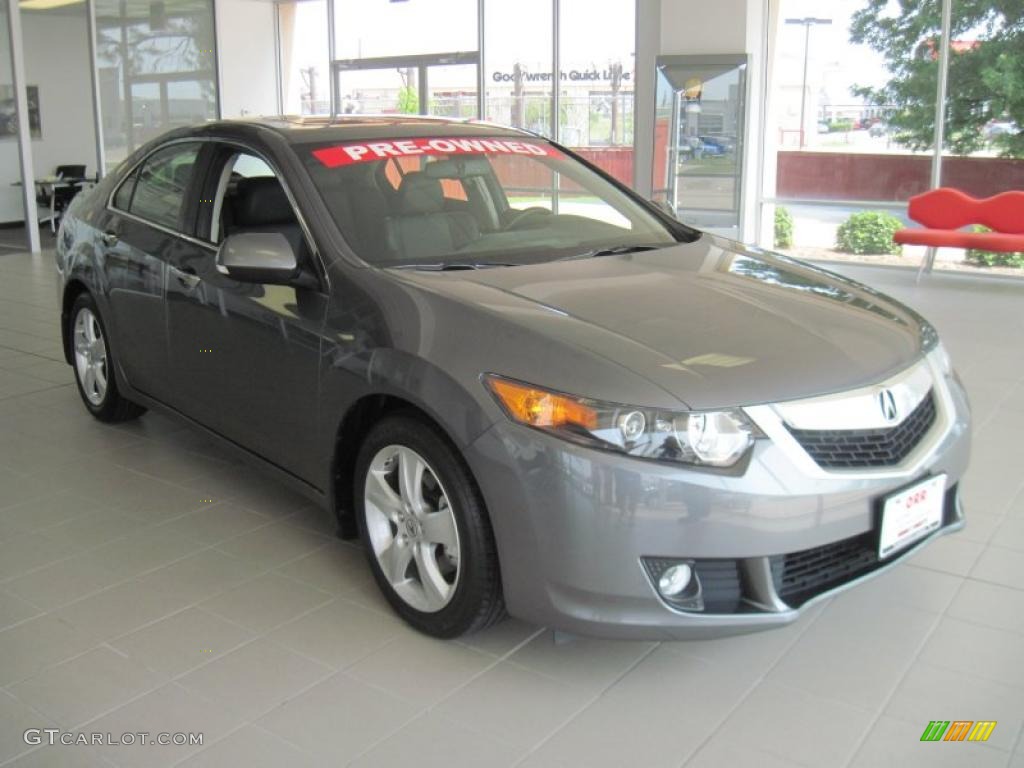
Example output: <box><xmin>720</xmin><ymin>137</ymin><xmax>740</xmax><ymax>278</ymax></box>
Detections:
<box><xmin>55</xmin><ymin>164</ymin><xmax>86</xmax><ymax>180</ymax></box>
<box><xmin>37</xmin><ymin>164</ymin><xmax>89</xmax><ymax>233</ymax></box>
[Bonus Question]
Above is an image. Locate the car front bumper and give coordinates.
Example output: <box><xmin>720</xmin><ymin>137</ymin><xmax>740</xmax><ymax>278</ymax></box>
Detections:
<box><xmin>466</xmin><ymin>360</ymin><xmax>971</xmax><ymax>640</ymax></box>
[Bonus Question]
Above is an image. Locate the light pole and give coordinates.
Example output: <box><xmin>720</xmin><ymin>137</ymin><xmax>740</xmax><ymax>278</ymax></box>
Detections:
<box><xmin>786</xmin><ymin>17</ymin><xmax>832</xmax><ymax>149</ymax></box>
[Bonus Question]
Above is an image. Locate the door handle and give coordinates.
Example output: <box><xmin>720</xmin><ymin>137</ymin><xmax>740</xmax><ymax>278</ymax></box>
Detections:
<box><xmin>170</xmin><ymin>264</ymin><xmax>201</xmax><ymax>289</ymax></box>
<box><xmin>101</xmin><ymin>231</ymin><xmax>118</xmax><ymax>247</ymax></box>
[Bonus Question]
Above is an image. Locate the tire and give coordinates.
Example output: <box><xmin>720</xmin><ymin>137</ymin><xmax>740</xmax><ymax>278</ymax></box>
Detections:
<box><xmin>68</xmin><ymin>293</ymin><xmax>147</xmax><ymax>423</ymax></box>
<box><xmin>354</xmin><ymin>414</ymin><xmax>505</xmax><ymax>638</ymax></box>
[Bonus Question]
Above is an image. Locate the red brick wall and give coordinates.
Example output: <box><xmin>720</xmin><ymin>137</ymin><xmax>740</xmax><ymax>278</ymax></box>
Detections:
<box><xmin>776</xmin><ymin>151</ymin><xmax>1024</xmax><ymax>201</ymax></box>
<box><xmin>571</xmin><ymin>147</ymin><xmax>635</xmax><ymax>186</ymax></box>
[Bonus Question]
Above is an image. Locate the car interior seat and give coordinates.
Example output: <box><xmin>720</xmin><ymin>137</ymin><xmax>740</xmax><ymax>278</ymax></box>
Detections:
<box><xmin>227</xmin><ymin>176</ymin><xmax>305</xmax><ymax>258</ymax></box>
<box><xmin>383</xmin><ymin>172</ymin><xmax>479</xmax><ymax>261</ymax></box>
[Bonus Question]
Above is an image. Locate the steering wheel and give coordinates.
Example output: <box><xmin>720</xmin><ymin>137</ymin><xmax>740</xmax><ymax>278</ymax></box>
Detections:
<box><xmin>504</xmin><ymin>206</ymin><xmax>552</xmax><ymax>231</ymax></box>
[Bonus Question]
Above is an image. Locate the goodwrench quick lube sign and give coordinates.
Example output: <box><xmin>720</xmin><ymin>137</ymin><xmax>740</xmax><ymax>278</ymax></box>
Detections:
<box><xmin>311</xmin><ymin>137</ymin><xmax>561</xmax><ymax>168</ymax></box>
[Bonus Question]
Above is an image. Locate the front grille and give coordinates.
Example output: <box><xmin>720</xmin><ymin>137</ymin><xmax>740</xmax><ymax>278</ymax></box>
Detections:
<box><xmin>770</xmin><ymin>483</ymin><xmax>959</xmax><ymax>608</ymax></box>
<box><xmin>787</xmin><ymin>391</ymin><xmax>937</xmax><ymax>469</ymax></box>
<box><xmin>645</xmin><ymin>485</ymin><xmax>959</xmax><ymax>614</ymax></box>
<box><xmin>770</xmin><ymin>532</ymin><xmax>877</xmax><ymax>607</ymax></box>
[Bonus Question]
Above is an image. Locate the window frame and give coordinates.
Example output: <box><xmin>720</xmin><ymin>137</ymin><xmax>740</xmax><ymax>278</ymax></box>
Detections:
<box><xmin>192</xmin><ymin>139</ymin><xmax>330</xmax><ymax>289</ymax></box>
<box><xmin>108</xmin><ymin>139</ymin><xmax>207</xmax><ymax>236</ymax></box>
<box><xmin>105</xmin><ymin>136</ymin><xmax>329</xmax><ymax>292</ymax></box>
<box><xmin>202</xmin><ymin>148</ymin><xmax>287</xmax><ymax>245</ymax></box>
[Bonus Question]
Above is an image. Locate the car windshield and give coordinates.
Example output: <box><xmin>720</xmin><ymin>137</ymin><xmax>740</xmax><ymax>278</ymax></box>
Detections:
<box><xmin>299</xmin><ymin>134</ymin><xmax>685</xmax><ymax>268</ymax></box>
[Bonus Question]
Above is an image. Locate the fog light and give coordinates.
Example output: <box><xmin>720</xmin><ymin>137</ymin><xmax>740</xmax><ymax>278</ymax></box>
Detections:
<box><xmin>643</xmin><ymin>557</ymin><xmax>704</xmax><ymax>611</ymax></box>
<box><xmin>658</xmin><ymin>563</ymin><xmax>693</xmax><ymax>596</ymax></box>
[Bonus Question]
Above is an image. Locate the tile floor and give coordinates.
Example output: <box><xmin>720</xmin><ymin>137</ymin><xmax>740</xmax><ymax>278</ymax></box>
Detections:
<box><xmin>1</xmin><ymin>249</ymin><xmax>1023</xmax><ymax>767</ymax></box>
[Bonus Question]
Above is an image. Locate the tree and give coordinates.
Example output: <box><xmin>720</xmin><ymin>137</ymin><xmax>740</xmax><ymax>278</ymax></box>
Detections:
<box><xmin>397</xmin><ymin>86</ymin><xmax>419</xmax><ymax>115</ymax></box>
<box><xmin>850</xmin><ymin>0</ymin><xmax>1024</xmax><ymax>157</ymax></box>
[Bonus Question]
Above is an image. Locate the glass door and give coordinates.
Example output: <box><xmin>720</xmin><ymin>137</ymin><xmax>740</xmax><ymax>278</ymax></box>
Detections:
<box><xmin>127</xmin><ymin>81</ymin><xmax>162</xmax><ymax>149</ymax></box>
<box><xmin>94</xmin><ymin>0</ymin><xmax>218</xmax><ymax>167</ymax></box>
<box><xmin>333</xmin><ymin>52</ymin><xmax>480</xmax><ymax>118</ymax></box>
<box><xmin>654</xmin><ymin>54</ymin><xmax>748</xmax><ymax>238</ymax></box>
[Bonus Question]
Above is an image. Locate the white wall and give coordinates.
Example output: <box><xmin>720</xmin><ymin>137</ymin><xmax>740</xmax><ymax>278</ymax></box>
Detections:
<box><xmin>216</xmin><ymin>0</ymin><xmax>279</xmax><ymax>118</ymax></box>
<box><xmin>660</xmin><ymin>0</ymin><xmax>749</xmax><ymax>54</ymax></box>
<box><xmin>0</xmin><ymin>28</ymin><xmax>22</xmax><ymax>225</ymax></box>
<box><xmin>0</xmin><ymin>9</ymin><xmax>97</xmax><ymax>224</ymax></box>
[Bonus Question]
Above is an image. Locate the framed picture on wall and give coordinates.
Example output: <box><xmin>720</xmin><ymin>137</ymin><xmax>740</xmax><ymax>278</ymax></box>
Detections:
<box><xmin>0</xmin><ymin>85</ymin><xmax>42</xmax><ymax>139</ymax></box>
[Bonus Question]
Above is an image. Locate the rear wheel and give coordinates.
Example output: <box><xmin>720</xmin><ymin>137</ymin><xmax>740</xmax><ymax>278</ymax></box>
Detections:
<box><xmin>355</xmin><ymin>414</ymin><xmax>504</xmax><ymax>637</ymax></box>
<box><xmin>69</xmin><ymin>293</ymin><xmax>146</xmax><ymax>423</ymax></box>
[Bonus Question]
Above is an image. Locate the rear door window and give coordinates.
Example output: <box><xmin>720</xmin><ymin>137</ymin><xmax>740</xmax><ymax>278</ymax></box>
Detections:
<box><xmin>119</xmin><ymin>143</ymin><xmax>202</xmax><ymax>230</ymax></box>
<box><xmin>112</xmin><ymin>169</ymin><xmax>137</xmax><ymax>210</ymax></box>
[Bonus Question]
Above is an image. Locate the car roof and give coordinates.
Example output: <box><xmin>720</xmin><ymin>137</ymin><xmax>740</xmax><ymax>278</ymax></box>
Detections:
<box><xmin>192</xmin><ymin>115</ymin><xmax>538</xmax><ymax>145</ymax></box>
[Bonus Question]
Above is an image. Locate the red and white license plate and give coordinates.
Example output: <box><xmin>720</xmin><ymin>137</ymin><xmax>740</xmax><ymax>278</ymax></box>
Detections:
<box><xmin>878</xmin><ymin>474</ymin><xmax>946</xmax><ymax>559</ymax></box>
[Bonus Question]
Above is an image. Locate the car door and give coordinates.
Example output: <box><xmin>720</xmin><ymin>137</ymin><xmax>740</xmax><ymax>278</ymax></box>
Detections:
<box><xmin>100</xmin><ymin>141</ymin><xmax>206</xmax><ymax>400</ymax></box>
<box><xmin>164</xmin><ymin>144</ymin><xmax>328</xmax><ymax>482</ymax></box>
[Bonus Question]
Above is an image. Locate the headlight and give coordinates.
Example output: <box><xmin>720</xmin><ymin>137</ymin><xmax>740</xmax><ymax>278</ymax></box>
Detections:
<box><xmin>483</xmin><ymin>375</ymin><xmax>760</xmax><ymax>468</ymax></box>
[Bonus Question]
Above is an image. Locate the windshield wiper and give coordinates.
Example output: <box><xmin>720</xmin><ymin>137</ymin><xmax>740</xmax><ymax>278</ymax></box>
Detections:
<box><xmin>391</xmin><ymin>261</ymin><xmax>518</xmax><ymax>271</ymax></box>
<box><xmin>556</xmin><ymin>244</ymin><xmax>664</xmax><ymax>261</ymax></box>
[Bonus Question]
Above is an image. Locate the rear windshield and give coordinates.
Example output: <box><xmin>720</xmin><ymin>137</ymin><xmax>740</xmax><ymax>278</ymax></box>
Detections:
<box><xmin>299</xmin><ymin>135</ymin><xmax>680</xmax><ymax>267</ymax></box>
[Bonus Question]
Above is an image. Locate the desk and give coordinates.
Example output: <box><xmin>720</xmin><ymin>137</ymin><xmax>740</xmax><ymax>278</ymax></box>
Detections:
<box><xmin>11</xmin><ymin>175</ymin><xmax>98</xmax><ymax>232</ymax></box>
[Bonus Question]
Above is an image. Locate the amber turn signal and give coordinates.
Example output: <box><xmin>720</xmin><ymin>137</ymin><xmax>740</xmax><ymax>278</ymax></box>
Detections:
<box><xmin>485</xmin><ymin>376</ymin><xmax>598</xmax><ymax>430</ymax></box>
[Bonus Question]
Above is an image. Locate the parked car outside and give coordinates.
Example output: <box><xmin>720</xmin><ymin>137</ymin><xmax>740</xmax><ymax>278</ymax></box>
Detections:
<box><xmin>984</xmin><ymin>120</ymin><xmax>1018</xmax><ymax>142</ymax></box>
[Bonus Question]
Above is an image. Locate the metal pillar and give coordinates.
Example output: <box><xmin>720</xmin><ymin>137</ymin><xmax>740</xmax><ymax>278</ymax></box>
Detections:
<box><xmin>551</xmin><ymin>0</ymin><xmax>559</xmax><ymax>141</ymax></box>
<box><xmin>920</xmin><ymin>0</ymin><xmax>953</xmax><ymax>279</ymax></box>
<box><xmin>86</xmin><ymin>0</ymin><xmax>106</xmax><ymax>177</ymax></box>
<box><xmin>6</xmin><ymin>0</ymin><xmax>40</xmax><ymax>253</ymax></box>
<box><xmin>327</xmin><ymin>0</ymin><xmax>337</xmax><ymax>117</ymax></box>
<box><xmin>476</xmin><ymin>0</ymin><xmax>485</xmax><ymax>119</ymax></box>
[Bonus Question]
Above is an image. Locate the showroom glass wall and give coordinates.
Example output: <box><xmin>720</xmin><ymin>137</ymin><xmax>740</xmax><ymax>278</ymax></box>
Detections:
<box><xmin>277</xmin><ymin>0</ymin><xmax>636</xmax><ymax>184</ymax></box>
<box><xmin>95</xmin><ymin>0</ymin><xmax>218</xmax><ymax>167</ymax></box>
<box><xmin>0</xmin><ymin>0</ymin><xmax>219</xmax><ymax>251</ymax></box>
<box><xmin>761</xmin><ymin>0</ymin><xmax>1024</xmax><ymax>276</ymax></box>
<box><xmin>938</xmin><ymin>0</ymin><xmax>1024</xmax><ymax>270</ymax></box>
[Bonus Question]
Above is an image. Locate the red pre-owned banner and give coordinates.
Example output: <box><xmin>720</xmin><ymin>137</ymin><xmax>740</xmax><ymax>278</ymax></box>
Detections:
<box><xmin>311</xmin><ymin>137</ymin><xmax>559</xmax><ymax>168</ymax></box>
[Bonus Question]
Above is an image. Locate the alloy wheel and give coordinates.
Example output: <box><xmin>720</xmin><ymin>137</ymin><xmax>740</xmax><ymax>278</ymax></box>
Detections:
<box><xmin>364</xmin><ymin>444</ymin><xmax>461</xmax><ymax>612</ymax></box>
<box><xmin>73</xmin><ymin>307</ymin><xmax>108</xmax><ymax>406</ymax></box>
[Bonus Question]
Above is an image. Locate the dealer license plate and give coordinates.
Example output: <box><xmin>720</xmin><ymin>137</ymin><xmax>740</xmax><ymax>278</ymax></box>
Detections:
<box><xmin>878</xmin><ymin>474</ymin><xmax>946</xmax><ymax>559</ymax></box>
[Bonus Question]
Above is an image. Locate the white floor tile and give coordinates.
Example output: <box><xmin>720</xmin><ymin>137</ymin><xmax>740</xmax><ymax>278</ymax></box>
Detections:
<box><xmin>0</xmin><ymin>255</ymin><xmax>1022</xmax><ymax>768</ymax></box>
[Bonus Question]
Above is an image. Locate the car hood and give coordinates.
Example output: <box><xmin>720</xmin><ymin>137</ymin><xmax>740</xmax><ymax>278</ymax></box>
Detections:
<box><xmin>393</xmin><ymin>235</ymin><xmax>930</xmax><ymax>410</ymax></box>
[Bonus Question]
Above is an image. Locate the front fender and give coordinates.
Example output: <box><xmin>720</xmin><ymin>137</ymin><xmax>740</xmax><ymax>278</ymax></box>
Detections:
<box><xmin>58</xmin><ymin>216</ymin><xmax>111</xmax><ymax>365</ymax></box>
<box><xmin>319</xmin><ymin>343</ymin><xmax>498</xmax><ymax>469</ymax></box>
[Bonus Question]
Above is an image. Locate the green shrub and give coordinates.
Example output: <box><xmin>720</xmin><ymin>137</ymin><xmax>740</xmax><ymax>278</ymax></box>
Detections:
<box><xmin>836</xmin><ymin>211</ymin><xmax>903</xmax><ymax>255</ymax></box>
<box><xmin>774</xmin><ymin>206</ymin><xmax>794</xmax><ymax>248</ymax></box>
<box><xmin>965</xmin><ymin>225</ymin><xmax>1024</xmax><ymax>268</ymax></box>
<box><xmin>828</xmin><ymin>119</ymin><xmax>855</xmax><ymax>133</ymax></box>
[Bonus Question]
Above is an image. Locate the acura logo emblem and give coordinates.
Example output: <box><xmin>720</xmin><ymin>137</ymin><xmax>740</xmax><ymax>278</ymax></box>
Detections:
<box><xmin>879</xmin><ymin>389</ymin><xmax>899</xmax><ymax>422</ymax></box>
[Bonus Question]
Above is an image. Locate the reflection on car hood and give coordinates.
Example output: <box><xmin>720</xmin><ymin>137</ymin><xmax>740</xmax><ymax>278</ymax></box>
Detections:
<box><xmin>401</xmin><ymin>235</ymin><xmax>930</xmax><ymax>409</ymax></box>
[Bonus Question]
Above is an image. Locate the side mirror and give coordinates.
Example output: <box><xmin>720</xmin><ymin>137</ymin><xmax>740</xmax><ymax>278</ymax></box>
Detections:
<box><xmin>216</xmin><ymin>232</ymin><xmax>300</xmax><ymax>284</ymax></box>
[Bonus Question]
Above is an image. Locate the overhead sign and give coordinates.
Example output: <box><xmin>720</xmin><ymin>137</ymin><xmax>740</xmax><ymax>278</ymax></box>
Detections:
<box><xmin>312</xmin><ymin>137</ymin><xmax>560</xmax><ymax>168</ymax></box>
<box><xmin>491</xmin><ymin>68</ymin><xmax>632</xmax><ymax>84</ymax></box>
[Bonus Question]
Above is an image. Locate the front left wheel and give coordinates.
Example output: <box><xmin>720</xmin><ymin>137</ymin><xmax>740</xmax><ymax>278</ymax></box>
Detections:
<box><xmin>69</xmin><ymin>293</ymin><xmax>146</xmax><ymax>423</ymax></box>
<box><xmin>354</xmin><ymin>414</ymin><xmax>505</xmax><ymax>638</ymax></box>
